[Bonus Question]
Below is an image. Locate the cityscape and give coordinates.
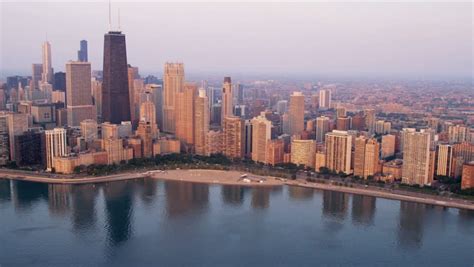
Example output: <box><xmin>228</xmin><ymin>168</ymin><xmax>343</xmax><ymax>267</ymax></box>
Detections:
<box><xmin>0</xmin><ymin>1</ymin><xmax>473</xmax><ymax>266</ymax></box>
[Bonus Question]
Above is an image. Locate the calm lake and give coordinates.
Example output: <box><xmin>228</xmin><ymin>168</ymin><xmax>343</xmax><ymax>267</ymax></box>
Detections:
<box><xmin>0</xmin><ymin>178</ymin><xmax>473</xmax><ymax>266</ymax></box>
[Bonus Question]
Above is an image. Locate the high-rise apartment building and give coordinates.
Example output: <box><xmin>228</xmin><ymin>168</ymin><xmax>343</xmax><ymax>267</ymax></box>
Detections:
<box><xmin>319</xmin><ymin>89</ymin><xmax>331</xmax><ymax>109</ymax></box>
<box><xmin>265</xmin><ymin>139</ymin><xmax>284</xmax><ymax>166</ymax></box>
<box><xmin>291</xmin><ymin>139</ymin><xmax>316</xmax><ymax>168</ymax></box>
<box><xmin>375</xmin><ymin>120</ymin><xmax>391</xmax><ymax>135</ymax></box>
<box><xmin>288</xmin><ymin>92</ymin><xmax>304</xmax><ymax>136</ymax></box>
<box><xmin>45</xmin><ymin>128</ymin><xmax>68</xmax><ymax>171</ymax></box>
<box><xmin>206</xmin><ymin>130</ymin><xmax>223</xmax><ymax>156</ymax></box>
<box><xmin>251</xmin><ymin>113</ymin><xmax>272</xmax><ymax>163</ymax></box>
<box><xmin>354</xmin><ymin>137</ymin><xmax>380</xmax><ymax>179</ymax></box>
<box><xmin>221</xmin><ymin>77</ymin><xmax>233</xmax><ymax>126</ymax></box>
<box><xmin>102</xmin><ymin>31</ymin><xmax>131</xmax><ymax>124</ymax></box>
<box><xmin>436</xmin><ymin>144</ymin><xmax>454</xmax><ymax>177</ymax></box>
<box><xmin>175</xmin><ymin>83</ymin><xmax>196</xmax><ymax>148</ymax></box>
<box><xmin>402</xmin><ymin>131</ymin><xmax>431</xmax><ymax>186</ymax></box>
<box><xmin>128</xmin><ymin>66</ymin><xmax>140</xmax><ymax>125</ymax></box>
<box><xmin>364</xmin><ymin>109</ymin><xmax>376</xmax><ymax>134</ymax></box>
<box><xmin>336</xmin><ymin>117</ymin><xmax>351</xmax><ymax>131</ymax></box>
<box><xmin>316</xmin><ymin>116</ymin><xmax>330</xmax><ymax>143</ymax></box>
<box><xmin>77</xmin><ymin>40</ymin><xmax>88</xmax><ymax>62</ymax></box>
<box><xmin>66</xmin><ymin>61</ymin><xmax>95</xmax><ymax>126</ymax></box>
<box><xmin>448</xmin><ymin>125</ymin><xmax>468</xmax><ymax>143</ymax></box>
<box><xmin>461</xmin><ymin>162</ymin><xmax>474</xmax><ymax>190</ymax></box>
<box><xmin>136</xmin><ymin>120</ymin><xmax>153</xmax><ymax>158</ymax></box>
<box><xmin>381</xmin><ymin>134</ymin><xmax>396</xmax><ymax>159</ymax></box>
<box><xmin>325</xmin><ymin>130</ymin><xmax>352</xmax><ymax>175</ymax></box>
<box><xmin>194</xmin><ymin>89</ymin><xmax>209</xmax><ymax>156</ymax></box>
<box><xmin>222</xmin><ymin>116</ymin><xmax>245</xmax><ymax>159</ymax></box>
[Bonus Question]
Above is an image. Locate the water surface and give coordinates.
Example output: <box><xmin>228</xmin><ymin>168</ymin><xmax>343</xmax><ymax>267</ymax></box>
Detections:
<box><xmin>0</xmin><ymin>178</ymin><xmax>473</xmax><ymax>266</ymax></box>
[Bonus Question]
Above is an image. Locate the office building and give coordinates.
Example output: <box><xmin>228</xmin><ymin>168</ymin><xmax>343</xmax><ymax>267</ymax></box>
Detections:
<box><xmin>102</xmin><ymin>30</ymin><xmax>131</xmax><ymax>124</ymax></box>
<box><xmin>66</xmin><ymin>61</ymin><xmax>95</xmax><ymax>126</ymax></box>
<box><xmin>77</xmin><ymin>40</ymin><xmax>88</xmax><ymax>62</ymax></box>
<box><xmin>319</xmin><ymin>89</ymin><xmax>331</xmax><ymax>109</ymax></box>
<box><xmin>163</xmin><ymin>63</ymin><xmax>184</xmax><ymax>133</ymax></box>
<box><xmin>41</xmin><ymin>41</ymin><xmax>54</xmax><ymax>84</ymax></box>
<box><xmin>221</xmin><ymin>77</ymin><xmax>233</xmax><ymax>126</ymax></box>
<box><xmin>288</xmin><ymin>92</ymin><xmax>304</xmax><ymax>136</ymax></box>
<box><xmin>316</xmin><ymin>116</ymin><xmax>330</xmax><ymax>143</ymax></box>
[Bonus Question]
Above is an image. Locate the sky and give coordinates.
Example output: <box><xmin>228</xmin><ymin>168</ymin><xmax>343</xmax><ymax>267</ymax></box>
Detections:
<box><xmin>0</xmin><ymin>1</ymin><xmax>472</xmax><ymax>79</ymax></box>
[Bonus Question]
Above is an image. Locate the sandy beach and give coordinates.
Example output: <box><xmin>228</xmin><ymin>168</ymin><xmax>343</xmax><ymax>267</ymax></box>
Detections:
<box><xmin>149</xmin><ymin>169</ymin><xmax>285</xmax><ymax>186</ymax></box>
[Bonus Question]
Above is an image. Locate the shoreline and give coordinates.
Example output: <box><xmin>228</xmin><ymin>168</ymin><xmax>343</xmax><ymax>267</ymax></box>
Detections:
<box><xmin>1</xmin><ymin>168</ymin><xmax>473</xmax><ymax>211</ymax></box>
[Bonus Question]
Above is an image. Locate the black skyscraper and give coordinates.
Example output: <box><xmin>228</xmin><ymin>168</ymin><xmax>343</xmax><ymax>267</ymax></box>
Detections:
<box><xmin>54</xmin><ymin>72</ymin><xmax>66</xmax><ymax>91</ymax></box>
<box><xmin>78</xmin><ymin>40</ymin><xmax>88</xmax><ymax>62</ymax></box>
<box><xmin>102</xmin><ymin>31</ymin><xmax>131</xmax><ymax>124</ymax></box>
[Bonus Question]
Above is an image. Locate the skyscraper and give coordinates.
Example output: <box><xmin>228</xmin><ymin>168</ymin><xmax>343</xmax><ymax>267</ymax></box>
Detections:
<box><xmin>102</xmin><ymin>31</ymin><xmax>131</xmax><ymax>124</ymax></box>
<box><xmin>221</xmin><ymin>77</ymin><xmax>233</xmax><ymax>126</ymax></box>
<box><xmin>41</xmin><ymin>41</ymin><xmax>54</xmax><ymax>84</ymax></box>
<box><xmin>381</xmin><ymin>134</ymin><xmax>396</xmax><ymax>159</ymax></box>
<box><xmin>163</xmin><ymin>63</ymin><xmax>184</xmax><ymax>133</ymax></box>
<box><xmin>223</xmin><ymin>116</ymin><xmax>245</xmax><ymax>159</ymax></box>
<box><xmin>31</xmin><ymin>64</ymin><xmax>43</xmax><ymax>90</ymax></box>
<box><xmin>402</xmin><ymin>131</ymin><xmax>431</xmax><ymax>186</ymax></box>
<box><xmin>251</xmin><ymin>112</ymin><xmax>272</xmax><ymax>163</ymax></box>
<box><xmin>288</xmin><ymin>92</ymin><xmax>304</xmax><ymax>136</ymax></box>
<box><xmin>194</xmin><ymin>89</ymin><xmax>209</xmax><ymax>156</ymax></box>
<box><xmin>319</xmin><ymin>89</ymin><xmax>331</xmax><ymax>109</ymax></box>
<box><xmin>354</xmin><ymin>137</ymin><xmax>380</xmax><ymax>179</ymax></box>
<box><xmin>325</xmin><ymin>130</ymin><xmax>352</xmax><ymax>175</ymax></box>
<box><xmin>77</xmin><ymin>40</ymin><xmax>88</xmax><ymax>62</ymax></box>
<box><xmin>436</xmin><ymin>144</ymin><xmax>454</xmax><ymax>177</ymax></box>
<box><xmin>175</xmin><ymin>83</ymin><xmax>196</xmax><ymax>148</ymax></box>
<box><xmin>66</xmin><ymin>61</ymin><xmax>95</xmax><ymax>126</ymax></box>
<box><xmin>128</xmin><ymin>65</ymin><xmax>140</xmax><ymax>125</ymax></box>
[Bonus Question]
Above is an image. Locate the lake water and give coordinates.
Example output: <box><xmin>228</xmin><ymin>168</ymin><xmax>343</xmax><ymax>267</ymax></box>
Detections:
<box><xmin>0</xmin><ymin>178</ymin><xmax>473</xmax><ymax>266</ymax></box>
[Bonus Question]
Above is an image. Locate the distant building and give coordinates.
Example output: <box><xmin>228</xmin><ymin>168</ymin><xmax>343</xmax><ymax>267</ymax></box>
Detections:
<box><xmin>316</xmin><ymin>116</ymin><xmax>330</xmax><ymax>142</ymax></box>
<box><xmin>288</xmin><ymin>92</ymin><xmax>304</xmax><ymax>136</ymax></box>
<box><xmin>319</xmin><ymin>89</ymin><xmax>331</xmax><ymax>109</ymax></box>
<box><xmin>364</xmin><ymin>109</ymin><xmax>376</xmax><ymax>135</ymax></box>
<box><xmin>41</xmin><ymin>41</ymin><xmax>54</xmax><ymax>85</ymax></box>
<box><xmin>77</xmin><ymin>40</ymin><xmax>88</xmax><ymax>62</ymax></box>
<box><xmin>221</xmin><ymin>77</ymin><xmax>233</xmax><ymax>126</ymax></box>
<box><xmin>53</xmin><ymin>72</ymin><xmax>66</xmax><ymax>92</ymax></box>
<box><xmin>381</xmin><ymin>134</ymin><xmax>396</xmax><ymax>159</ymax></box>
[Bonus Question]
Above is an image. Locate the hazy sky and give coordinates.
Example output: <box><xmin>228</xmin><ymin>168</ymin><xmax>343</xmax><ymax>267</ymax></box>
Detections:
<box><xmin>0</xmin><ymin>1</ymin><xmax>472</xmax><ymax>79</ymax></box>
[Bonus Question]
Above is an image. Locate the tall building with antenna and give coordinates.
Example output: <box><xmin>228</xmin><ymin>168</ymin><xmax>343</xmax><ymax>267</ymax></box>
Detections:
<box><xmin>41</xmin><ymin>41</ymin><xmax>53</xmax><ymax>84</ymax></box>
<box><xmin>101</xmin><ymin>6</ymin><xmax>131</xmax><ymax>124</ymax></box>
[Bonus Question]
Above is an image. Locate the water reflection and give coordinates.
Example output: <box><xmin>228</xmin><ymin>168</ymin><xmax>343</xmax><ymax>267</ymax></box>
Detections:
<box><xmin>323</xmin><ymin>191</ymin><xmax>349</xmax><ymax>220</ymax></box>
<box><xmin>288</xmin><ymin>186</ymin><xmax>314</xmax><ymax>201</ymax></box>
<box><xmin>103</xmin><ymin>180</ymin><xmax>135</xmax><ymax>246</ymax></box>
<box><xmin>397</xmin><ymin>201</ymin><xmax>426</xmax><ymax>250</ymax></box>
<box><xmin>251</xmin><ymin>187</ymin><xmax>271</xmax><ymax>209</ymax></box>
<box><xmin>0</xmin><ymin>179</ymin><xmax>11</xmax><ymax>202</ymax></box>
<box><xmin>71</xmin><ymin>184</ymin><xmax>99</xmax><ymax>232</ymax></box>
<box><xmin>351</xmin><ymin>195</ymin><xmax>376</xmax><ymax>226</ymax></box>
<box><xmin>135</xmin><ymin>178</ymin><xmax>158</xmax><ymax>206</ymax></box>
<box><xmin>165</xmin><ymin>181</ymin><xmax>209</xmax><ymax>217</ymax></box>
<box><xmin>48</xmin><ymin>184</ymin><xmax>72</xmax><ymax>217</ymax></box>
<box><xmin>12</xmin><ymin>180</ymin><xmax>48</xmax><ymax>211</ymax></box>
<box><xmin>221</xmin><ymin>185</ymin><xmax>246</xmax><ymax>206</ymax></box>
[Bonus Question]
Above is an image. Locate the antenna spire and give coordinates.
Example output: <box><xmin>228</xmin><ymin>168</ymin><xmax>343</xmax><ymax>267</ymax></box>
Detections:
<box><xmin>108</xmin><ymin>0</ymin><xmax>112</xmax><ymax>31</ymax></box>
<box><xmin>118</xmin><ymin>8</ymin><xmax>121</xmax><ymax>31</ymax></box>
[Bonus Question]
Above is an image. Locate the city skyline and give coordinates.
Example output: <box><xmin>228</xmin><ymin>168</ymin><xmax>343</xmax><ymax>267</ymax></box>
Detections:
<box><xmin>1</xmin><ymin>2</ymin><xmax>472</xmax><ymax>79</ymax></box>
